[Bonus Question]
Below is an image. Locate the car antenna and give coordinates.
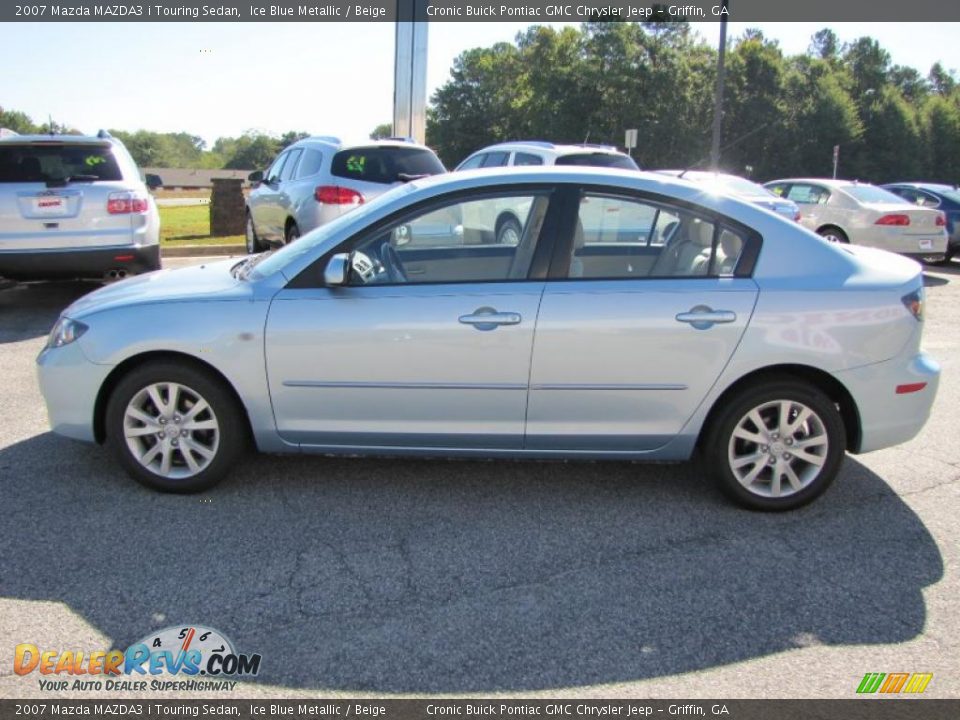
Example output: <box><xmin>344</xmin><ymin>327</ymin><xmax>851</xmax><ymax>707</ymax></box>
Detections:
<box><xmin>679</xmin><ymin>111</ymin><xmax>799</xmax><ymax>180</ymax></box>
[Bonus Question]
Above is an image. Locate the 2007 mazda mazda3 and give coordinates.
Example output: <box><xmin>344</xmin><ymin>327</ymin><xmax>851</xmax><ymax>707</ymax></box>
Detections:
<box><xmin>37</xmin><ymin>168</ymin><xmax>940</xmax><ymax>510</ymax></box>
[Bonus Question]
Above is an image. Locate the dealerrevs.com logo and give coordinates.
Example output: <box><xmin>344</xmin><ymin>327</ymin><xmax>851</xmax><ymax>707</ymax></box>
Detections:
<box><xmin>14</xmin><ymin>625</ymin><xmax>261</xmax><ymax>692</ymax></box>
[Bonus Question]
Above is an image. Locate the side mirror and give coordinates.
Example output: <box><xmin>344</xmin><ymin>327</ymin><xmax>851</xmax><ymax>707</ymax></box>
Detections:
<box><xmin>248</xmin><ymin>170</ymin><xmax>264</xmax><ymax>183</ymax></box>
<box><xmin>324</xmin><ymin>253</ymin><xmax>351</xmax><ymax>286</ymax></box>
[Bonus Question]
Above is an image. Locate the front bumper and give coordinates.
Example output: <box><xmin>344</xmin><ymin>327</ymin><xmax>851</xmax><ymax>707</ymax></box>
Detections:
<box><xmin>0</xmin><ymin>243</ymin><xmax>160</xmax><ymax>281</ymax></box>
<box><xmin>37</xmin><ymin>340</ymin><xmax>113</xmax><ymax>443</ymax></box>
<box><xmin>838</xmin><ymin>351</ymin><xmax>940</xmax><ymax>454</ymax></box>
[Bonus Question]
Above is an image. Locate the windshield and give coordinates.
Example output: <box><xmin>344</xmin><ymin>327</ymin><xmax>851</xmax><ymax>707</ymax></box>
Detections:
<box><xmin>331</xmin><ymin>146</ymin><xmax>445</xmax><ymax>184</ymax></box>
<box><xmin>0</xmin><ymin>143</ymin><xmax>121</xmax><ymax>183</ymax></box>
<box><xmin>249</xmin><ymin>182</ymin><xmax>420</xmax><ymax>280</ymax></box>
<box><xmin>555</xmin><ymin>153</ymin><xmax>638</xmax><ymax>169</ymax></box>
<box><xmin>930</xmin><ymin>187</ymin><xmax>960</xmax><ymax>203</ymax></box>
<box><xmin>842</xmin><ymin>184</ymin><xmax>909</xmax><ymax>204</ymax></box>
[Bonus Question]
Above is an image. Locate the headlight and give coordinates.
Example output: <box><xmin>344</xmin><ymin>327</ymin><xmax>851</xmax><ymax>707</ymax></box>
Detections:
<box><xmin>47</xmin><ymin>317</ymin><xmax>89</xmax><ymax>349</ymax></box>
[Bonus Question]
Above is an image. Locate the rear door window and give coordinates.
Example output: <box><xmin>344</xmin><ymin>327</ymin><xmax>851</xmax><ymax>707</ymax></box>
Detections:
<box><xmin>0</xmin><ymin>143</ymin><xmax>122</xmax><ymax>183</ymax></box>
<box><xmin>480</xmin><ymin>151</ymin><xmax>510</xmax><ymax>168</ymax></box>
<box><xmin>295</xmin><ymin>148</ymin><xmax>323</xmax><ymax>178</ymax></box>
<box><xmin>331</xmin><ymin>146</ymin><xmax>445</xmax><ymax>184</ymax></box>
<box><xmin>786</xmin><ymin>184</ymin><xmax>831</xmax><ymax>205</ymax></box>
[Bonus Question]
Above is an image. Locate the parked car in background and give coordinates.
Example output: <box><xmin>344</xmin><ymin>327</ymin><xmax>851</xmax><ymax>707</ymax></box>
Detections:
<box><xmin>244</xmin><ymin>137</ymin><xmax>445</xmax><ymax>254</ymax></box>
<box><xmin>449</xmin><ymin>142</ymin><xmax>639</xmax><ymax>245</ymax></box>
<box><xmin>656</xmin><ymin>170</ymin><xmax>800</xmax><ymax>222</ymax></box>
<box><xmin>764</xmin><ymin>178</ymin><xmax>947</xmax><ymax>262</ymax></box>
<box><xmin>0</xmin><ymin>130</ymin><xmax>160</xmax><ymax>281</ymax></box>
<box><xmin>882</xmin><ymin>182</ymin><xmax>960</xmax><ymax>263</ymax></box>
<box><xmin>454</xmin><ymin>141</ymin><xmax>639</xmax><ymax>171</ymax></box>
<box><xmin>38</xmin><ymin>167</ymin><xmax>939</xmax><ymax>511</ymax></box>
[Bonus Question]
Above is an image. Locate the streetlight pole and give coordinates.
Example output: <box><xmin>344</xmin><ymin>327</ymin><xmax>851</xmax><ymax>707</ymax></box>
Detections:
<box><xmin>709</xmin><ymin>0</ymin><xmax>729</xmax><ymax>170</ymax></box>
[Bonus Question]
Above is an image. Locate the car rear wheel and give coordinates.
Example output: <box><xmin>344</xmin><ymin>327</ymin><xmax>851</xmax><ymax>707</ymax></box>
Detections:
<box><xmin>245</xmin><ymin>213</ymin><xmax>265</xmax><ymax>254</ymax></box>
<box><xmin>703</xmin><ymin>378</ymin><xmax>846</xmax><ymax>511</ymax></box>
<box><xmin>105</xmin><ymin>361</ymin><xmax>247</xmax><ymax>493</ymax></box>
<box><xmin>817</xmin><ymin>226</ymin><xmax>848</xmax><ymax>244</ymax></box>
<box><xmin>495</xmin><ymin>216</ymin><xmax>522</xmax><ymax>246</ymax></box>
<box><xmin>285</xmin><ymin>222</ymin><xmax>301</xmax><ymax>244</ymax></box>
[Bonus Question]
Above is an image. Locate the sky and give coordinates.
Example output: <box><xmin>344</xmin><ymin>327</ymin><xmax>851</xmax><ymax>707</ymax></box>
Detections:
<box><xmin>1</xmin><ymin>21</ymin><xmax>958</xmax><ymax>148</ymax></box>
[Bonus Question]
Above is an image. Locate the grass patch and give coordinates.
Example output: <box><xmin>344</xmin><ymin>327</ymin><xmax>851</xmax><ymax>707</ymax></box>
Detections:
<box><xmin>159</xmin><ymin>205</ymin><xmax>243</xmax><ymax>246</ymax></box>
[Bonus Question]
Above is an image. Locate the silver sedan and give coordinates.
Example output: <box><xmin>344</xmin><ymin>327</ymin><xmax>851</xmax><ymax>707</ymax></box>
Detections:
<box><xmin>37</xmin><ymin>168</ymin><xmax>940</xmax><ymax>510</ymax></box>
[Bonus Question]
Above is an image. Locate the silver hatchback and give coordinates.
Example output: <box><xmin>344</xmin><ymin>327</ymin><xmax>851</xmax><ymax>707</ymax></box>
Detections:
<box><xmin>244</xmin><ymin>137</ymin><xmax>445</xmax><ymax>252</ymax></box>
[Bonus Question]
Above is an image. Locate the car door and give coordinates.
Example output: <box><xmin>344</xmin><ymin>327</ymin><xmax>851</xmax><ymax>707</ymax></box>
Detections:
<box><xmin>274</xmin><ymin>147</ymin><xmax>302</xmax><ymax>238</ymax></box>
<box><xmin>251</xmin><ymin>151</ymin><xmax>289</xmax><ymax>242</ymax></box>
<box><xmin>526</xmin><ymin>188</ymin><xmax>759</xmax><ymax>452</ymax></box>
<box><xmin>264</xmin><ymin>187</ymin><xmax>556</xmax><ymax>450</ymax></box>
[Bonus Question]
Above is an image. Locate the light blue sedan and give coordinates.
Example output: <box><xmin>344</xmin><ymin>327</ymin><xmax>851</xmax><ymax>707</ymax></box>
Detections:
<box><xmin>37</xmin><ymin>168</ymin><xmax>940</xmax><ymax>510</ymax></box>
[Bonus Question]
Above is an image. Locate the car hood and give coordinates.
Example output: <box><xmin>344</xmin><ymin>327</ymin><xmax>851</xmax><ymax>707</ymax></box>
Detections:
<box><xmin>64</xmin><ymin>258</ymin><xmax>250</xmax><ymax>319</ymax></box>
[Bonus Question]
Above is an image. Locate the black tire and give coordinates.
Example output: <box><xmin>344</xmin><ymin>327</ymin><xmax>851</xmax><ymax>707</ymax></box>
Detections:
<box><xmin>702</xmin><ymin>377</ymin><xmax>846</xmax><ymax>511</ymax></box>
<box><xmin>285</xmin><ymin>222</ymin><xmax>301</xmax><ymax>244</ymax></box>
<box><xmin>495</xmin><ymin>216</ymin><xmax>522</xmax><ymax>246</ymax></box>
<box><xmin>105</xmin><ymin>361</ymin><xmax>247</xmax><ymax>493</ymax></box>
<box><xmin>245</xmin><ymin>212</ymin><xmax>265</xmax><ymax>254</ymax></box>
<box><xmin>817</xmin><ymin>226</ymin><xmax>848</xmax><ymax>244</ymax></box>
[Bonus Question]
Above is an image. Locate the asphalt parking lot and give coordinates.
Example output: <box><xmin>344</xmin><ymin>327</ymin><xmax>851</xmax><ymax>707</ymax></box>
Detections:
<box><xmin>0</xmin><ymin>256</ymin><xmax>957</xmax><ymax>700</ymax></box>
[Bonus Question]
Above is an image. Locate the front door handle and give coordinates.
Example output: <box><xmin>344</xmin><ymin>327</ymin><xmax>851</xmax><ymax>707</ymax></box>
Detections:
<box><xmin>675</xmin><ymin>305</ymin><xmax>736</xmax><ymax>330</ymax></box>
<box><xmin>459</xmin><ymin>306</ymin><xmax>522</xmax><ymax>331</ymax></box>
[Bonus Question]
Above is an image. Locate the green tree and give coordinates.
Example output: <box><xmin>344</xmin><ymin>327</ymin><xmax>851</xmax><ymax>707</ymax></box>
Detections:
<box><xmin>0</xmin><ymin>107</ymin><xmax>38</xmax><ymax>133</ymax></box>
<box><xmin>370</xmin><ymin>123</ymin><xmax>393</xmax><ymax>139</ymax></box>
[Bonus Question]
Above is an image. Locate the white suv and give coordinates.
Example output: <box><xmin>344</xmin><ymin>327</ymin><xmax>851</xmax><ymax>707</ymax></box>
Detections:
<box><xmin>245</xmin><ymin>137</ymin><xmax>445</xmax><ymax>253</ymax></box>
<box><xmin>455</xmin><ymin>141</ymin><xmax>639</xmax><ymax>171</ymax></box>
<box><xmin>0</xmin><ymin>131</ymin><xmax>160</xmax><ymax>281</ymax></box>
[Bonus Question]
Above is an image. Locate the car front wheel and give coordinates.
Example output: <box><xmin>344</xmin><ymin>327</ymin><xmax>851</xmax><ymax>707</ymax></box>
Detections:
<box><xmin>105</xmin><ymin>361</ymin><xmax>246</xmax><ymax>492</ymax></box>
<box><xmin>703</xmin><ymin>378</ymin><xmax>846</xmax><ymax>511</ymax></box>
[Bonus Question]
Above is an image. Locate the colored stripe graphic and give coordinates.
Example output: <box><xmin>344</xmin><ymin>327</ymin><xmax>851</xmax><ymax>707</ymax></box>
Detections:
<box><xmin>903</xmin><ymin>673</ymin><xmax>933</xmax><ymax>694</ymax></box>
<box><xmin>857</xmin><ymin>673</ymin><xmax>885</xmax><ymax>694</ymax></box>
<box><xmin>857</xmin><ymin>672</ymin><xmax>932</xmax><ymax>694</ymax></box>
<box><xmin>880</xmin><ymin>673</ymin><xmax>910</xmax><ymax>693</ymax></box>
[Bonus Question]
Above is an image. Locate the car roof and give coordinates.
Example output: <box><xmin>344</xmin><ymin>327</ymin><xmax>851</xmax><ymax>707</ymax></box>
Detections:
<box><xmin>883</xmin><ymin>182</ymin><xmax>958</xmax><ymax>193</ymax></box>
<box><xmin>291</xmin><ymin>136</ymin><xmax>434</xmax><ymax>152</ymax></box>
<box><xmin>472</xmin><ymin>141</ymin><xmax>627</xmax><ymax>156</ymax></box>
<box><xmin>0</xmin><ymin>134</ymin><xmax>113</xmax><ymax>144</ymax></box>
<box><xmin>764</xmin><ymin>177</ymin><xmax>876</xmax><ymax>188</ymax></box>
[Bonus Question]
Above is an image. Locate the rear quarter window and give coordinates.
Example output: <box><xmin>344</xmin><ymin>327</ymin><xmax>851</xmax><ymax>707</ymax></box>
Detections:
<box><xmin>331</xmin><ymin>147</ymin><xmax>445</xmax><ymax>184</ymax></box>
<box><xmin>0</xmin><ymin>143</ymin><xmax>122</xmax><ymax>183</ymax></box>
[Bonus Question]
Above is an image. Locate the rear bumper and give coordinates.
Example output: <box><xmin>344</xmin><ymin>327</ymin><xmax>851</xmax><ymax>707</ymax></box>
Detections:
<box><xmin>901</xmin><ymin>251</ymin><xmax>946</xmax><ymax>262</ymax></box>
<box><xmin>838</xmin><ymin>351</ymin><xmax>940</xmax><ymax>454</ymax></box>
<box><xmin>0</xmin><ymin>244</ymin><xmax>160</xmax><ymax>280</ymax></box>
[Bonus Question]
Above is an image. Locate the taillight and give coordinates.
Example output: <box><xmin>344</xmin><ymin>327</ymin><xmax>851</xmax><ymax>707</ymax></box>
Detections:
<box><xmin>901</xmin><ymin>289</ymin><xmax>923</xmax><ymax>321</ymax></box>
<box><xmin>315</xmin><ymin>186</ymin><xmax>364</xmax><ymax>205</ymax></box>
<box><xmin>793</xmin><ymin>211</ymin><xmax>802</xmax><ymax>222</ymax></box>
<box><xmin>935</xmin><ymin>212</ymin><xmax>946</xmax><ymax>227</ymax></box>
<box><xmin>875</xmin><ymin>214</ymin><xmax>910</xmax><ymax>226</ymax></box>
<box><xmin>107</xmin><ymin>192</ymin><xmax>149</xmax><ymax>214</ymax></box>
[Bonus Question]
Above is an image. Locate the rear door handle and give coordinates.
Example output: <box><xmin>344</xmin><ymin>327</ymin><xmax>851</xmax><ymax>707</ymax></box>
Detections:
<box><xmin>459</xmin><ymin>307</ymin><xmax>522</xmax><ymax>331</ymax></box>
<box><xmin>675</xmin><ymin>305</ymin><xmax>736</xmax><ymax>330</ymax></box>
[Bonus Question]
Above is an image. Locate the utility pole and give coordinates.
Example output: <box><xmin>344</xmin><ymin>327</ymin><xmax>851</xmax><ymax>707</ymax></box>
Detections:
<box><xmin>394</xmin><ymin>0</ymin><xmax>428</xmax><ymax>143</ymax></box>
<box><xmin>709</xmin><ymin>0</ymin><xmax>729</xmax><ymax>170</ymax></box>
